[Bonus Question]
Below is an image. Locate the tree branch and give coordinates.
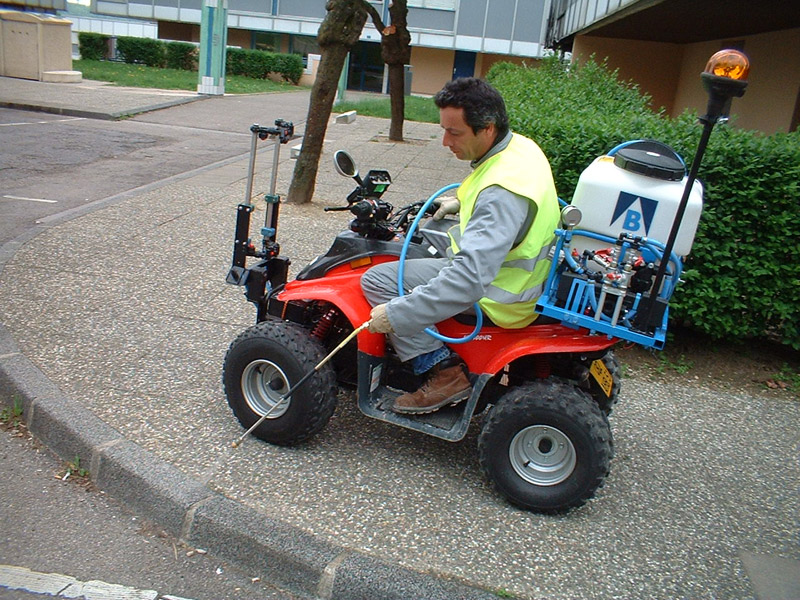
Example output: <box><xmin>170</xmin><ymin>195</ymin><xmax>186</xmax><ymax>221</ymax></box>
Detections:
<box><xmin>359</xmin><ymin>0</ymin><xmax>385</xmax><ymax>33</ymax></box>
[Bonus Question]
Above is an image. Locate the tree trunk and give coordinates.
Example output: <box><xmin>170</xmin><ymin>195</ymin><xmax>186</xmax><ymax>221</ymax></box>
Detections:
<box><xmin>361</xmin><ymin>0</ymin><xmax>410</xmax><ymax>142</ymax></box>
<box><xmin>384</xmin><ymin>1</ymin><xmax>411</xmax><ymax>142</ymax></box>
<box><xmin>286</xmin><ymin>0</ymin><xmax>366</xmax><ymax>204</ymax></box>
<box><xmin>286</xmin><ymin>46</ymin><xmax>348</xmax><ymax>204</ymax></box>
<box><xmin>387</xmin><ymin>62</ymin><xmax>405</xmax><ymax>141</ymax></box>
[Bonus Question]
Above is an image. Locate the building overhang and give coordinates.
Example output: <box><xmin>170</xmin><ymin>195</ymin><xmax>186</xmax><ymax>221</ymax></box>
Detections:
<box><xmin>553</xmin><ymin>0</ymin><xmax>800</xmax><ymax>50</ymax></box>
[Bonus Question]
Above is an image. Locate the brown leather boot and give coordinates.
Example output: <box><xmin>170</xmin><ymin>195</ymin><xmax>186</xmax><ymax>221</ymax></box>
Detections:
<box><xmin>392</xmin><ymin>359</ymin><xmax>471</xmax><ymax>414</ymax></box>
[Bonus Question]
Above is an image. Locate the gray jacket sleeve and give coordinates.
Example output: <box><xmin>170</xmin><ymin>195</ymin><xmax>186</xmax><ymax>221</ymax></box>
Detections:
<box><xmin>385</xmin><ymin>185</ymin><xmax>530</xmax><ymax>336</ymax></box>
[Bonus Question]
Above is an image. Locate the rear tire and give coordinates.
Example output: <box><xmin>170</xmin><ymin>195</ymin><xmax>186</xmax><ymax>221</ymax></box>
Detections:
<box><xmin>478</xmin><ymin>380</ymin><xmax>612</xmax><ymax>513</ymax></box>
<box><xmin>223</xmin><ymin>320</ymin><xmax>337</xmax><ymax>446</ymax></box>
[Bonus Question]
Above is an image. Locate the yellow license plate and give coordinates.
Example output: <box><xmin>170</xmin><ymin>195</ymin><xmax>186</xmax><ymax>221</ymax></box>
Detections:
<box><xmin>590</xmin><ymin>359</ymin><xmax>614</xmax><ymax>397</ymax></box>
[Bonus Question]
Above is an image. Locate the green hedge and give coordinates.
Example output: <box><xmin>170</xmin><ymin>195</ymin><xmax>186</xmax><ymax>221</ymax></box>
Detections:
<box><xmin>78</xmin><ymin>36</ymin><xmax>299</xmax><ymax>82</ymax></box>
<box><xmin>78</xmin><ymin>32</ymin><xmax>109</xmax><ymax>61</ymax></box>
<box><xmin>165</xmin><ymin>41</ymin><xmax>197</xmax><ymax>70</ymax></box>
<box><xmin>113</xmin><ymin>37</ymin><xmax>197</xmax><ymax>70</ymax></box>
<box><xmin>487</xmin><ymin>58</ymin><xmax>800</xmax><ymax>349</ymax></box>
<box><xmin>226</xmin><ymin>48</ymin><xmax>304</xmax><ymax>84</ymax></box>
<box><xmin>273</xmin><ymin>52</ymin><xmax>304</xmax><ymax>84</ymax></box>
<box><xmin>116</xmin><ymin>36</ymin><xmax>167</xmax><ymax>67</ymax></box>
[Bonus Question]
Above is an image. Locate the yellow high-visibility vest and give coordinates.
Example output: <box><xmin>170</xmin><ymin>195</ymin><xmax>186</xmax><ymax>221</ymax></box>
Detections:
<box><xmin>451</xmin><ymin>133</ymin><xmax>560</xmax><ymax>328</ymax></box>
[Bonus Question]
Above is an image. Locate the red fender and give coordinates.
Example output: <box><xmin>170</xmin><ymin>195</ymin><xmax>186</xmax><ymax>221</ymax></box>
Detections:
<box><xmin>276</xmin><ymin>268</ymin><xmax>385</xmax><ymax>356</ymax></box>
<box><xmin>436</xmin><ymin>321</ymin><xmax>618</xmax><ymax>375</ymax></box>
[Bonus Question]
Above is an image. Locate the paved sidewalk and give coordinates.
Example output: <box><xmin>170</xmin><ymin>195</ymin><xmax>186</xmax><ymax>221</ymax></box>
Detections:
<box><xmin>0</xmin><ymin>76</ymin><xmax>205</xmax><ymax>119</ymax></box>
<box><xmin>1</xmin><ymin>76</ymin><xmax>799</xmax><ymax>600</ymax></box>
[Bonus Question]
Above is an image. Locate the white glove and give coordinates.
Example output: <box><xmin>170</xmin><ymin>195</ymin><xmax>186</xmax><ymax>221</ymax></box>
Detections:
<box><xmin>433</xmin><ymin>196</ymin><xmax>460</xmax><ymax>221</ymax></box>
<box><xmin>368</xmin><ymin>304</ymin><xmax>394</xmax><ymax>334</ymax></box>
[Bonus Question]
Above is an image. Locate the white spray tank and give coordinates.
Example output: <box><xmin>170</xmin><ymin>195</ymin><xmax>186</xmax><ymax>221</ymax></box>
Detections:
<box><xmin>569</xmin><ymin>140</ymin><xmax>703</xmax><ymax>257</ymax></box>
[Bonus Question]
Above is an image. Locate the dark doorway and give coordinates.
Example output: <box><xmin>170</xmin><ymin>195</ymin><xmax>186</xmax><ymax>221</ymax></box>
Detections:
<box><xmin>452</xmin><ymin>50</ymin><xmax>476</xmax><ymax>80</ymax></box>
<box><xmin>348</xmin><ymin>41</ymin><xmax>384</xmax><ymax>92</ymax></box>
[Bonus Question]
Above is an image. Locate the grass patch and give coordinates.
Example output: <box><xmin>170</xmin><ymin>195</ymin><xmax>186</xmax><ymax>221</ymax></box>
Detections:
<box><xmin>768</xmin><ymin>364</ymin><xmax>800</xmax><ymax>395</ymax></box>
<box><xmin>0</xmin><ymin>396</ymin><xmax>23</xmax><ymax>428</ymax></box>
<box><xmin>73</xmin><ymin>59</ymin><xmax>300</xmax><ymax>94</ymax></box>
<box><xmin>58</xmin><ymin>455</ymin><xmax>94</xmax><ymax>488</ymax></box>
<box><xmin>1</xmin><ymin>396</ymin><xmax>28</xmax><ymax>438</ymax></box>
<box><xmin>333</xmin><ymin>95</ymin><xmax>440</xmax><ymax>124</ymax></box>
<box><xmin>655</xmin><ymin>352</ymin><xmax>694</xmax><ymax>375</ymax></box>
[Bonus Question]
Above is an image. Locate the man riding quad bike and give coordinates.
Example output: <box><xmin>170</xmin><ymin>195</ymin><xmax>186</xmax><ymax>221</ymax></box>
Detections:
<box><xmin>223</xmin><ymin>52</ymin><xmax>750</xmax><ymax>513</ymax></box>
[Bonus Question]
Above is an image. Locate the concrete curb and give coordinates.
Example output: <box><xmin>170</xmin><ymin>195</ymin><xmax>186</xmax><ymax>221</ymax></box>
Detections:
<box><xmin>0</xmin><ymin>324</ymin><xmax>499</xmax><ymax>600</ymax></box>
<box><xmin>0</xmin><ymin>187</ymin><xmax>500</xmax><ymax>600</ymax></box>
<box><xmin>0</xmin><ymin>94</ymin><xmax>206</xmax><ymax>120</ymax></box>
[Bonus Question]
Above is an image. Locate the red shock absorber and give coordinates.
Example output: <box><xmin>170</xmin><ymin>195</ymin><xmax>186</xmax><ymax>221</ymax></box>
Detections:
<box><xmin>312</xmin><ymin>307</ymin><xmax>336</xmax><ymax>340</ymax></box>
<box><xmin>532</xmin><ymin>355</ymin><xmax>551</xmax><ymax>379</ymax></box>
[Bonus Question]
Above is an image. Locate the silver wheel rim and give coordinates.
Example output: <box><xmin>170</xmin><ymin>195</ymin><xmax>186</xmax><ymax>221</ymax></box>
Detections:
<box><xmin>509</xmin><ymin>425</ymin><xmax>576</xmax><ymax>486</ymax></box>
<box><xmin>241</xmin><ymin>359</ymin><xmax>290</xmax><ymax>419</ymax></box>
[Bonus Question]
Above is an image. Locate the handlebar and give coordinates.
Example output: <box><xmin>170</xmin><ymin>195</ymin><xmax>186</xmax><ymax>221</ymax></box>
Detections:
<box><xmin>250</xmin><ymin>120</ymin><xmax>294</xmax><ymax>144</ymax></box>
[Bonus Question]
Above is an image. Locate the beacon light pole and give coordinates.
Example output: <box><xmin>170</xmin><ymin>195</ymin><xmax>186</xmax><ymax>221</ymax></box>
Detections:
<box><xmin>634</xmin><ymin>49</ymin><xmax>750</xmax><ymax>331</ymax></box>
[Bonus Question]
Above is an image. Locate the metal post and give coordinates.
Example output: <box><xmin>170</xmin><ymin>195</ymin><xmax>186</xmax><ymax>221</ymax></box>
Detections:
<box><xmin>264</xmin><ymin>138</ymin><xmax>282</xmax><ymax>239</ymax></box>
<box><xmin>244</xmin><ymin>125</ymin><xmax>259</xmax><ymax>204</ymax></box>
<box><xmin>337</xmin><ymin>52</ymin><xmax>350</xmax><ymax>103</ymax></box>
<box><xmin>269</xmin><ymin>138</ymin><xmax>281</xmax><ymax>197</ymax></box>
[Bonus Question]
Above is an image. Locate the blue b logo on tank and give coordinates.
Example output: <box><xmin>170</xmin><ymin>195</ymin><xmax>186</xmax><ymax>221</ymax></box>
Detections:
<box><xmin>611</xmin><ymin>191</ymin><xmax>658</xmax><ymax>235</ymax></box>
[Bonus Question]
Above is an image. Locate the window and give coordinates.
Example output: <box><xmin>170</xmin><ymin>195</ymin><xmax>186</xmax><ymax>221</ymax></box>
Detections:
<box><xmin>253</xmin><ymin>32</ymin><xmax>280</xmax><ymax>52</ymax></box>
<box><xmin>408</xmin><ymin>0</ymin><xmax>456</xmax><ymax>9</ymax></box>
<box><xmin>289</xmin><ymin>34</ymin><xmax>320</xmax><ymax>65</ymax></box>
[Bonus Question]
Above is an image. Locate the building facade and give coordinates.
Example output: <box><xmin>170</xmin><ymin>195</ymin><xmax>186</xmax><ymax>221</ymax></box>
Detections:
<box><xmin>5</xmin><ymin>0</ymin><xmax>555</xmax><ymax>95</ymax></box>
<box><xmin>547</xmin><ymin>0</ymin><xmax>800</xmax><ymax>134</ymax></box>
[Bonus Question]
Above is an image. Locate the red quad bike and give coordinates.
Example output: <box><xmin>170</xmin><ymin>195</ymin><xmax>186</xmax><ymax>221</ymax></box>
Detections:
<box><xmin>222</xmin><ymin>52</ymin><xmax>749</xmax><ymax>513</ymax></box>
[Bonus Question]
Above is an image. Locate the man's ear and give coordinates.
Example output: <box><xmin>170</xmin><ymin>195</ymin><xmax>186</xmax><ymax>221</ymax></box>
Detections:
<box><xmin>481</xmin><ymin>122</ymin><xmax>498</xmax><ymax>144</ymax></box>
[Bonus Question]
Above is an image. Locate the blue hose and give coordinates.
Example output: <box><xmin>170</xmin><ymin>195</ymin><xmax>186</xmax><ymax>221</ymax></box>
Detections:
<box><xmin>397</xmin><ymin>183</ymin><xmax>484</xmax><ymax>343</ymax></box>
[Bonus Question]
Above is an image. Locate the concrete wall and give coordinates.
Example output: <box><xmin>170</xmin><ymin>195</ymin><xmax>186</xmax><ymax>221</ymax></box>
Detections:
<box><xmin>571</xmin><ymin>27</ymin><xmax>800</xmax><ymax>134</ymax></box>
<box><xmin>407</xmin><ymin>47</ymin><xmax>541</xmax><ymax>96</ymax></box>
<box><xmin>409</xmin><ymin>45</ymin><xmax>454</xmax><ymax>95</ymax></box>
<box><xmin>41</xmin><ymin>13</ymin><xmax>73</xmax><ymax>71</ymax></box>
<box><xmin>298</xmin><ymin>52</ymin><xmax>319</xmax><ymax>87</ymax></box>
<box><xmin>673</xmin><ymin>28</ymin><xmax>800</xmax><ymax>134</ymax></box>
<box><xmin>572</xmin><ymin>36</ymin><xmax>684</xmax><ymax>114</ymax></box>
<box><xmin>226</xmin><ymin>27</ymin><xmax>249</xmax><ymax>49</ymax></box>
<box><xmin>158</xmin><ymin>19</ymin><xmax>197</xmax><ymax>42</ymax></box>
<box><xmin>476</xmin><ymin>52</ymin><xmax>539</xmax><ymax>78</ymax></box>
<box><xmin>0</xmin><ymin>15</ymin><xmax>39</xmax><ymax>78</ymax></box>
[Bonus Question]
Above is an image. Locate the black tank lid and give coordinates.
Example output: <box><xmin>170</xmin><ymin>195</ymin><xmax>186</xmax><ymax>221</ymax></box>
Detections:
<box><xmin>612</xmin><ymin>140</ymin><xmax>686</xmax><ymax>181</ymax></box>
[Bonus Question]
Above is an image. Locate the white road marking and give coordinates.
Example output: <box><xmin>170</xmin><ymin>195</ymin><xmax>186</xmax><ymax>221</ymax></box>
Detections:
<box><xmin>0</xmin><ymin>565</ymin><xmax>196</xmax><ymax>600</ymax></box>
<box><xmin>0</xmin><ymin>118</ymin><xmax>86</xmax><ymax>127</ymax></box>
<box><xmin>2</xmin><ymin>195</ymin><xmax>58</xmax><ymax>203</ymax></box>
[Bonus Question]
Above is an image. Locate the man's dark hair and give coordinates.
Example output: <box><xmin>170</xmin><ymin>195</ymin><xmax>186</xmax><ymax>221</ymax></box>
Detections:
<box><xmin>434</xmin><ymin>77</ymin><xmax>509</xmax><ymax>138</ymax></box>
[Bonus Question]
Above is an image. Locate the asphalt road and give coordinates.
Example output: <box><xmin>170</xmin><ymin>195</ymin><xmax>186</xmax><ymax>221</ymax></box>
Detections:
<box><xmin>0</xmin><ymin>107</ymin><xmax>253</xmax><ymax>245</ymax></box>
<box><xmin>0</xmin><ymin>423</ymin><xmax>298</xmax><ymax>600</ymax></box>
